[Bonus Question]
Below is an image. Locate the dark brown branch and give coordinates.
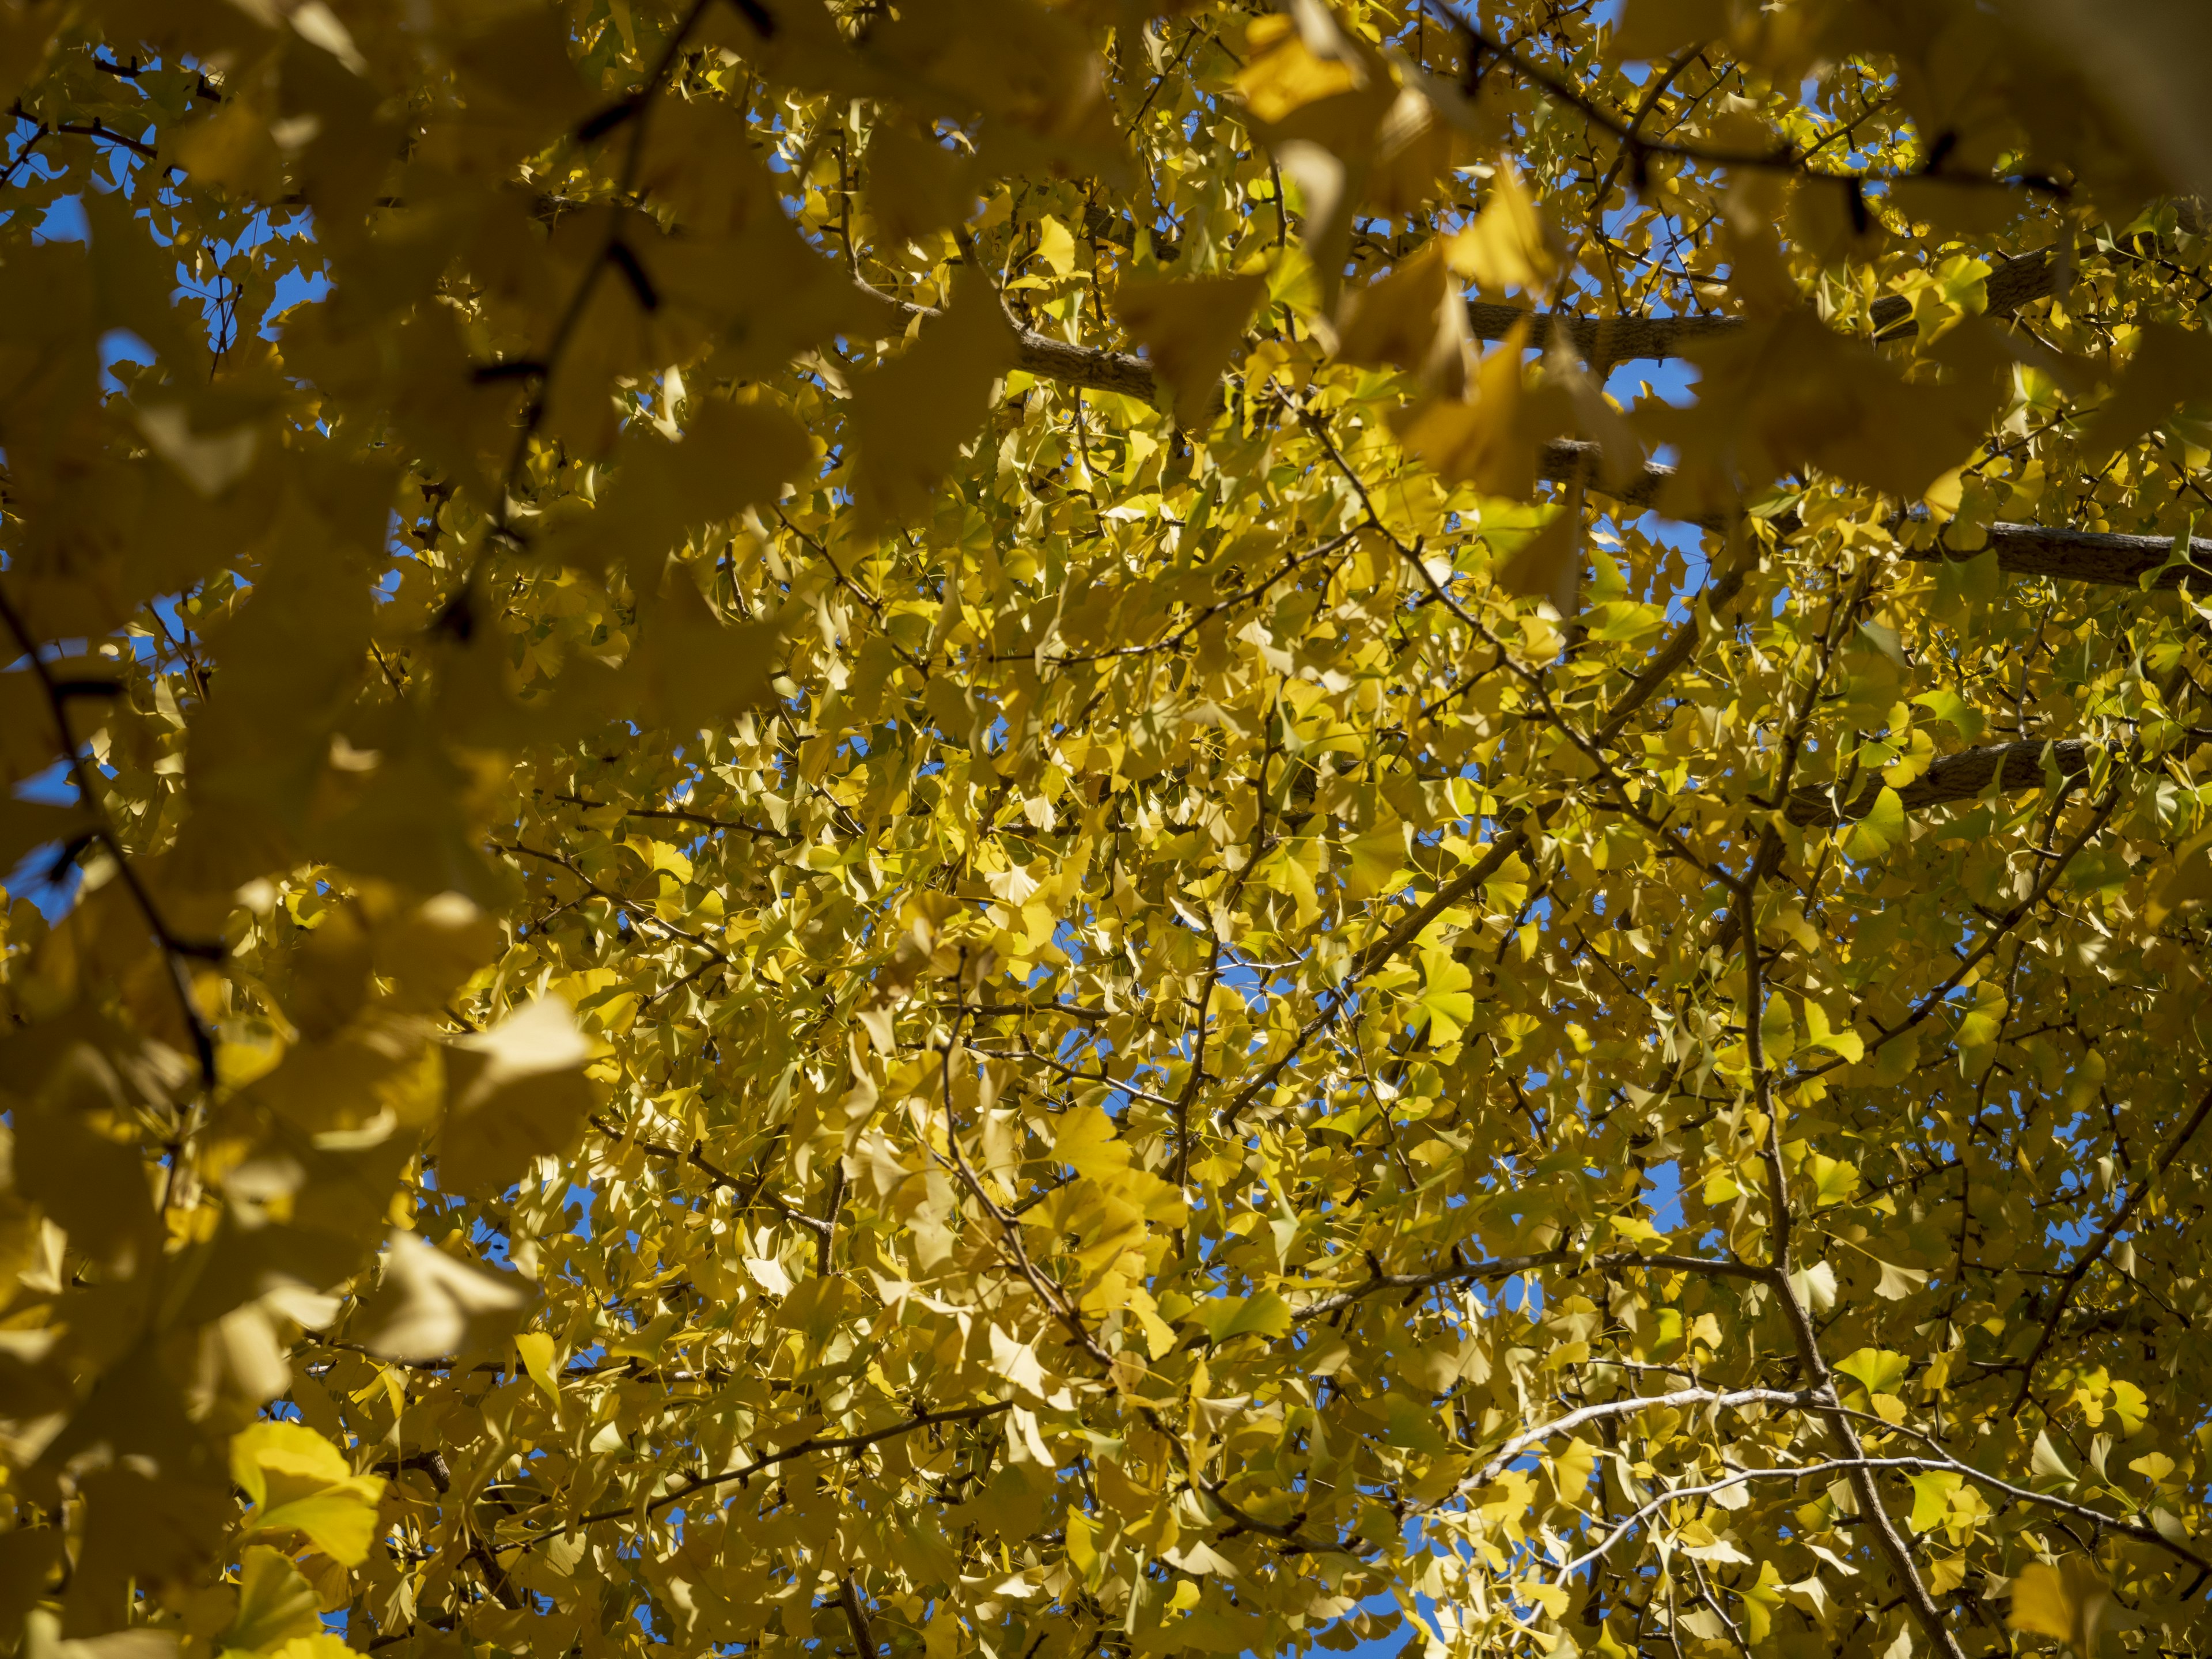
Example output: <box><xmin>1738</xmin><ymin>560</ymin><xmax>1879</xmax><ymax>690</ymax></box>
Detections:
<box><xmin>1452</xmin><ymin>11</ymin><xmax>2066</xmax><ymax>203</ymax></box>
<box><xmin>497</xmin><ymin>1400</ymin><xmax>1013</xmax><ymax>1549</ymax></box>
<box><xmin>1292</xmin><ymin>1248</ymin><xmax>1770</xmax><ymax>1321</ymax></box>
<box><xmin>1784</xmin><ymin>738</ymin><xmax>2096</xmax><ymax>826</ymax></box>
<box><xmin>2010</xmin><ymin>1078</ymin><xmax>2212</xmax><ymax>1411</ymax></box>
<box><xmin>1413</xmin><ymin>206</ymin><xmax>2059</xmax><ymax>366</ymax></box>
<box><xmin>838</xmin><ymin>1574</ymin><xmax>880</xmax><ymax>1659</ymax></box>
<box><xmin>1540</xmin><ymin>441</ymin><xmax>2209</xmax><ymax>588</ymax></box>
<box><xmin>0</xmin><ymin>583</ymin><xmax>222</xmax><ymax>1084</ymax></box>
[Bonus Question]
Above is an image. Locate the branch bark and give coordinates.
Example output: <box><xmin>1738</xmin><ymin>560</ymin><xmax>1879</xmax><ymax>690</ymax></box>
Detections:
<box><xmin>2010</xmin><ymin>1078</ymin><xmax>2212</xmax><ymax>1411</ymax></box>
<box><xmin>1784</xmin><ymin>738</ymin><xmax>2096</xmax><ymax>826</ymax></box>
<box><xmin>893</xmin><ymin>243</ymin><xmax>2212</xmax><ymax>593</ymax></box>
<box><xmin>1741</xmin><ymin>869</ymin><xmax>1967</xmax><ymax>1659</ymax></box>
<box><xmin>1539</xmin><ymin>442</ymin><xmax>2212</xmax><ymax>589</ymax></box>
<box><xmin>1471</xmin><ymin>245</ymin><xmax>2056</xmax><ymax>360</ymax></box>
<box><xmin>1560</xmin><ymin>1453</ymin><xmax>2212</xmax><ymax>1582</ymax></box>
<box><xmin>838</xmin><ymin>1574</ymin><xmax>880</xmax><ymax>1659</ymax></box>
<box><xmin>920</xmin><ymin>265</ymin><xmax>2205</xmax><ymax>593</ymax></box>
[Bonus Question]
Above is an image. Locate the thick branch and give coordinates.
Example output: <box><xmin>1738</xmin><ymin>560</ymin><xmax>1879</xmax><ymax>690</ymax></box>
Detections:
<box><xmin>1472</xmin><ymin>247</ymin><xmax>2056</xmax><ymax>359</ymax></box>
<box><xmin>1293</xmin><ymin>1248</ymin><xmax>1769</xmax><ymax>1322</ymax></box>
<box><xmin>838</xmin><ymin>1575</ymin><xmax>880</xmax><ymax>1659</ymax></box>
<box><xmin>1465</xmin><ymin>1387</ymin><xmax>1813</xmax><ymax>1495</ymax></box>
<box><xmin>1784</xmin><ymin>738</ymin><xmax>2096</xmax><ymax>826</ymax></box>
<box><xmin>1562</xmin><ymin>1455</ymin><xmax>2212</xmax><ymax>1582</ymax></box>
<box><xmin>1015</xmin><ymin>330</ymin><xmax>1157</xmax><ymax>401</ymax></box>
<box><xmin>1744</xmin><ymin>845</ymin><xmax>1964</xmax><ymax>1659</ymax></box>
<box><xmin>1540</xmin><ymin>442</ymin><xmax>2211</xmax><ymax>589</ymax></box>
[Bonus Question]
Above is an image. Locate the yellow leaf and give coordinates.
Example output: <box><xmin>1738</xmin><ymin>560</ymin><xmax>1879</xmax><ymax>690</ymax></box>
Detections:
<box><xmin>1053</xmin><ymin>1104</ymin><xmax>1132</xmax><ymax>1180</ymax></box>
<box><xmin>866</xmin><ymin>125</ymin><xmax>974</xmax><ymax>244</ymax></box>
<box><xmin>850</xmin><ymin>271</ymin><xmax>1016</xmax><ymax>523</ymax></box>
<box><xmin>260</xmin><ymin>1637</ymin><xmax>357</xmax><ymax>1659</ymax></box>
<box><xmin>2147</xmin><ymin>828</ymin><xmax>2212</xmax><ymax>929</ymax></box>
<box><xmin>1341</xmin><ymin>821</ymin><xmax>1409</xmax><ymax>901</ymax></box>
<box><xmin>231</xmin><ymin>1423</ymin><xmax>387</xmax><ymax>1567</ymax></box>
<box><xmin>1843</xmin><ymin>786</ymin><xmax>1907</xmax><ymax>861</ymax></box>
<box><xmin>221</xmin><ymin>1547</ymin><xmax>323</xmax><ymax>1652</ymax></box>
<box><xmin>1873</xmin><ymin>1258</ymin><xmax>1930</xmax><ymax>1301</ymax></box>
<box><xmin>354</xmin><ymin>1230</ymin><xmax>536</xmax><ymax>1363</ymax></box>
<box><xmin>1416</xmin><ymin>946</ymin><xmax>1475</xmax><ymax>1044</ymax></box>
<box><xmin>1395</xmin><ymin>320</ymin><xmax>1573</xmax><ymax>498</ymax></box>
<box><xmin>2009</xmin><ymin>1559</ymin><xmax>2110</xmax><ymax>1655</ymax></box>
<box><xmin>516</xmin><ymin>1331</ymin><xmax>561</xmax><ymax>1404</ymax></box>
<box><xmin>1494</xmin><ymin>505</ymin><xmax>1582</xmax><ymax>617</ymax></box>
<box><xmin>1112</xmin><ymin>272</ymin><xmax>1266</xmax><ymax>427</ymax></box>
<box><xmin>1836</xmin><ymin>1348</ymin><xmax>1910</xmax><ymax>1395</ymax></box>
<box><xmin>436</xmin><ymin>998</ymin><xmax>597</xmax><ymax>1195</ymax></box>
<box><xmin>1233</xmin><ymin>14</ymin><xmax>1362</xmax><ymax>126</ymax></box>
<box><xmin>1332</xmin><ymin>243</ymin><xmax>1464</xmax><ymax>386</ymax></box>
<box><xmin>1446</xmin><ymin>165</ymin><xmax>1560</xmax><ymax>294</ymax></box>
<box><xmin>1036</xmin><ymin>215</ymin><xmax>1077</xmax><ymax>278</ymax></box>
<box><xmin>136</xmin><ymin>404</ymin><xmax>260</xmax><ymax>498</ymax></box>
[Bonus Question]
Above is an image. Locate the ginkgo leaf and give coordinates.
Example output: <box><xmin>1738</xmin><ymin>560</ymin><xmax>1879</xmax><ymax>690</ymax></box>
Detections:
<box><xmin>230</xmin><ymin>1424</ymin><xmax>387</xmax><ymax>1567</ymax></box>
<box><xmin>1873</xmin><ymin>1259</ymin><xmax>1931</xmax><ymax>1300</ymax></box>
<box><xmin>1332</xmin><ymin>243</ymin><xmax>1465</xmax><ymax>385</ymax></box>
<box><xmin>867</xmin><ymin>126</ymin><xmax>977</xmax><ymax>245</ymax></box>
<box><xmin>1415</xmin><ymin>946</ymin><xmax>1476</xmax><ymax>1044</ymax></box>
<box><xmin>1188</xmin><ymin>1292</ymin><xmax>1292</xmax><ymax>1344</ymax></box>
<box><xmin>136</xmin><ymin>405</ymin><xmax>259</xmax><ymax>498</ymax></box>
<box><xmin>1396</xmin><ymin>320</ymin><xmax>1574</xmax><ymax>497</ymax></box>
<box><xmin>23</xmin><ymin>1614</ymin><xmax>176</xmax><ymax>1659</ymax></box>
<box><xmin>515</xmin><ymin>1331</ymin><xmax>561</xmax><ymax>1404</ymax></box>
<box><xmin>435</xmin><ymin>998</ymin><xmax>596</xmax><ymax>1194</ymax></box>
<box><xmin>1906</xmin><ymin>1470</ymin><xmax>1963</xmax><ymax>1534</ymax></box>
<box><xmin>1835</xmin><ymin>1348</ymin><xmax>1910</xmax><ymax>1396</ymax></box>
<box><xmin>1787</xmin><ymin>1261</ymin><xmax>1838</xmax><ymax>1313</ymax></box>
<box><xmin>850</xmin><ymin>272</ymin><xmax>1017</xmax><ymax>524</ymax></box>
<box><xmin>2009</xmin><ymin>1559</ymin><xmax>2111</xmax><ymax>1655</ymax></box>
<box><xmin>1843</xmin><ymin>786</ymin><xmax>1907</xmax><ymax>860</ymax></box>
<box><xmin>2146</xmin><ymin>827</ymin><xmax>2212</xmax><ymax>929</ymax></box>
<box><xmin>352</xmin><ymin>1230</ymin><xmax>535</xmax><ymax>1363</ymax></box>
<box><xmin>1233</xmin><ymin>14</ymin><xmax>1366</xmax><ymax>128</ymax></box>
<box><xmin>1112</xmin><ymin>273</ymin><xmax>1266</xmax><ymax>427</ymax></box>
<box><xmin>220</xmin><ymin>1547</ymin><xmax>323</xmax><ymax>1653</ymax></box>
<box><xmin>1493</xmin><ymin>504</ymin><xmax>1582</xmax><ymax>617</ymax></box>
<box><xmin>1446</xmin><ymin>164</ymin><xmax>1560</xmax><ymax>294</ymax></box>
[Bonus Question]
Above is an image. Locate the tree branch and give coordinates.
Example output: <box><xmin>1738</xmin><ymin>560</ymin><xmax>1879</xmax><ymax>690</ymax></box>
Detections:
<box><xmin>500</xmin><ymin>1400</ymin><xmax>1014</xmax><ymax>1549</ymax></box>
<box><xmin>1469</xmin><ymin>245</ymin><xmax>2054</xmax><ymax>359</ymax></box>
<box><xmin>2010</xmin><ymin>1078</ymin><xmax>2212</xmax><ymax>1411</ymax></box>
<box><xmin>1560</xmin><ymin>1454</ymin><xmax>2212</xmax><ymax>1582</ymax></box>
<box><xmin>1293</xmin><ymin>1248</ymin><xmax>1769</xmax><ymax>1323</ymax></box>
<box><xmin>1743</xmin><ymin>851</ymin><xmax>1967</xmax><ymax>1659</ymax></box>
<box><xmin>1463</xmin><ymin>1387</ymin><xmax>1816</xmax><ymax>1498</ymax></box>
<box><xmin>0</xmin><ymin>582</ymin><xmax>222</xmax><ymax>1085</ymax></box>
<box><xmin>1785</xmin><ymin>738</ymin><xmax>2099</xmax><ymax>825</ymax></box>
<box><xmin>1540</xmin><ymin>442</ymin><xmax>2212</xmax><ymax>589</ymax></box>
<box><xmin>838</xmin><ymin>1574</ymin><xmax>880</xmax><ymax>1659</ymax></box>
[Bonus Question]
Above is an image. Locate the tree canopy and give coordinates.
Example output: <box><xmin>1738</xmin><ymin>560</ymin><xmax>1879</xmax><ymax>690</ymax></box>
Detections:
<box><xmin>4</xmin><ymin>3</ymin><xmax>2212</xmax><ymax>1659</ymax></box>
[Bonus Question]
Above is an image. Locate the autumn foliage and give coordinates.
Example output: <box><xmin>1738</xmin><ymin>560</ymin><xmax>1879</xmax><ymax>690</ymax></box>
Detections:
<box><xmin>3</xmin><ymin>3</ymin><xmax>2212</xmax><ymax>1659</ymax></box>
